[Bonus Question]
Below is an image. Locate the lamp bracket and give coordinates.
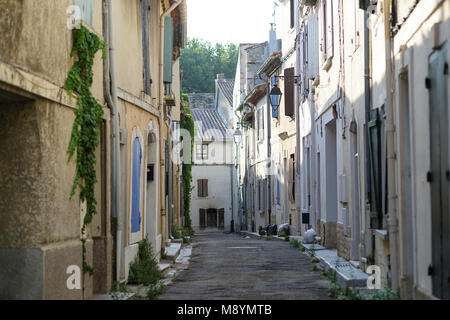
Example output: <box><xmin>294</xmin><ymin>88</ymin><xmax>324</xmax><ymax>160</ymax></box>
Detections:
<box><xmin>274</xmin><ymin>75</ymin><xmax>301</xmax><ymax>85</ymax></box>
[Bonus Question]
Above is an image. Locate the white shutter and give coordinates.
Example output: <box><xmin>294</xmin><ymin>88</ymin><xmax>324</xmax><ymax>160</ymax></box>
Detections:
<box><xmin>326</xmin><ymin>0</ymin><xmax>334</xmax><ymax>60</ymax></box>
<box><xmin>307</xmin><ymin>14</ymin><xmax>319</xmax><ymax>80</ymax></box>
<box><xmin>319</xmin><ymin>1</ymin><xmax>326</xmax><ymax>64</ymax></box>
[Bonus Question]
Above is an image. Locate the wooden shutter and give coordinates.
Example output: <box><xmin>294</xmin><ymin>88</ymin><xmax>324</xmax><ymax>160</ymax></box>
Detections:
<box><xmin>131</xmin><ymin>138</ymin><xmax>142</xmax><ymax>233</ymax></box>
<box><xmin>199</xmin><ymin>209</ymin><xmax>206</xmax><ymax>229</ymax></box>
<box><xmin>288</xmin><ymin>154</ymin><xmax>295</xmax><ymax>203</ymax></box>
<box><xmin>300</xmin><ymin>25</ymin><xmax>308</xmax><ymax>102</ymax></box>
<box><xmin>308</xmin><ymin>13</ymin><xmax>319</xmax><ymax>80</ymax></box>
<box><xmin>197</xmin><ymin>179</ymin><xmax>203</xmax><ymax>197</ymax></box>
<box><xmin>258</xmin><ymin>180</ymin><xmax>261</xmax><ymax>210</ymax></box>
<box><xmin>290</xmin><ymin>0</ymin><xmax>295</xmax><ymax>29</ymax></box>
<box><xmin>368</xmin><ymin>109</ymin><xmax>382</xmax><ymax>228</ymax></box>
<box><xmin>428</xmin><ymin>44</ymin><xmax>450</xmax><ymax>299</ymax></box>
<box><xmin>262</xmin><ymin>179</ymin><xmax>267</xmax><ymax>212</ymax></box>
<box><xmin>141</xmin><ymin>0</ymin><xmax>151</xmax><ymax>95</ymax></box>
<box><xmin>326</xmin><ymin>0</ymin><xmax>334</xmax><ymax>59</ymax></box>
<box><xmin>284</xmin><ymin>68</ymin><xmax>295</xmax><ymax>117</ymax></box>
<box><xmin>163</xmin><ymin>16</ymin><xmax>173</xmax><ymax>83</ymax></box>
<box><xmin>203</xmin><ymin>179</ymin><xmax>208</xmax><ymax>197</ymax></box>
<box><xmin>276</xmin><ymin>167</ymin><xmax>281</xmax><ymax>205</ymax></box>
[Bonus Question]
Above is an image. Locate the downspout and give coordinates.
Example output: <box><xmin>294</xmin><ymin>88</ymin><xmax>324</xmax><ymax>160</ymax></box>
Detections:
<box><xmin>363</xmin><ymin>2</ymin><xmax>374</xmax><ymax>264</ymax></box>
<box><xmin>159</xmin><ymin>0</ymin><xmax>183</xmax><ymax>241</ymax></box>
<box><xmin>104</xmin><ymin>0</ymin><xmax>122</xmax><ymax>282</ymax></box>
<box><xmin>295</xmin><ymin>5</ymin><xmax>302</xmax><ymax>234</ymax></box>
<box><xmin>234</xmin><ymin>108</ymin><xmax>243</xmax><ymax>230</ymax></box>
<box><xmin>383</xmin><ymin>0</ymin><xmax>399</xmax><ymax>292</ymax></box>
<box><xmin>266</xmin><ymin>82</ymin><xmax>272</xmax><ymax>226</ymax></box>
<box><xmin>230</xmin><ymin>160</ymin><xmax>235</xmax><ymax>233</ymax></box>
<box><xmin>294</xmin><ymin>6</ymin><xmax>303</xmax><ymax>234</ymax></box>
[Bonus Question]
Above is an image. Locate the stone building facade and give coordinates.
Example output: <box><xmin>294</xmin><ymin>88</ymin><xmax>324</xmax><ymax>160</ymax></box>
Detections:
<box><xmin>0</xmin><ymin>0</ymin><xmax>187</xmax><ymax>299</ymax></box>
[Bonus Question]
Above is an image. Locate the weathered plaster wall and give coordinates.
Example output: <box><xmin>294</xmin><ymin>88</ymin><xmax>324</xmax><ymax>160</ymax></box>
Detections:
<box><xmin>190</xmin><ymin>165</ymin><xmax>233</xmax><ymax>231</ymax></box>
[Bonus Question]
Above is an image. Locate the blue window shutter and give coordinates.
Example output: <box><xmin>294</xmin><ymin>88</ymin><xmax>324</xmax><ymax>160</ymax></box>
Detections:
<box><xmin>131</xmin><ymin>138</ymin><xmax>142</xmax><ymax>233</ymax></box>
<box><xmin>163</xmin><ymin>16</ymin><xmax>174</xmax><ymax>83</ymax></box>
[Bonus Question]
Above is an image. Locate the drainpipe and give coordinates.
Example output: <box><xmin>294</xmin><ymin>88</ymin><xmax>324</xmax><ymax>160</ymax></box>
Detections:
<box><xmin>230</xmin><ymin>162</ymin><xmax>235</xmax><ymax>233</ymax></box>
<box><xmin>295</xmin><ymin>13</ymin><xmax>302</xmax><ymax>235</ymax></box>
<box><xmin>104</xmin><ymin>0</ymin><xmax>122</xmax><ymax>283</ymax></box>
<box><xmin>383</xmin><ymin>0</ymin><xmax>399</xmax><ymax>293</ymax></box>
<box><xmin>266</xmin><ymin>82</ymin><xmax>272</xmax><ymax>226</ymax></box>
<box><xmin>234</xmin><ymin>108</ymin><xmax>243</xmax><ymax>229</ymax></box>
<box><xmin>363</xmin><ymin>3</ymin><xmax>374</xmax><ymax>265</ymax></box>
<box><xmin>159</xmin><ymin>0</ymin><xmax>183</xmax><ymax>242</ymax></box>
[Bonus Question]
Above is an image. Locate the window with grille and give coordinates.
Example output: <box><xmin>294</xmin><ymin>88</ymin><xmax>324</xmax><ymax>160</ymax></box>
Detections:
<box><xmin>196</xmin><ymin>143</ymin><xmax>208</xmax><ymax>160</ymax></box>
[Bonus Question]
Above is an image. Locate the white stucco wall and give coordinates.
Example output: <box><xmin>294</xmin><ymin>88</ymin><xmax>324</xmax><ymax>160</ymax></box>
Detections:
<box><xmin>190</xmin><ymin>165</ymin><xmax>233</xmax><ymax>231</ymax></box>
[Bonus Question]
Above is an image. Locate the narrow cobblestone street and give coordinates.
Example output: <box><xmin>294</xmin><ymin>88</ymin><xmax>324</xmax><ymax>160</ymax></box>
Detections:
<box><xmin>159</xmin><ymin>233</ymin><xmax>331</xmax><ymax>300</ymax></box>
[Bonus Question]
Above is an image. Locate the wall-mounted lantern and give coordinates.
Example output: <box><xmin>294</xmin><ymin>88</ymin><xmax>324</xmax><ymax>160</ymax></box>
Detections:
<box><xmin>269</xmin><ymin>84</ymin><xmax>283</xmax><ymax>114</ymax></box>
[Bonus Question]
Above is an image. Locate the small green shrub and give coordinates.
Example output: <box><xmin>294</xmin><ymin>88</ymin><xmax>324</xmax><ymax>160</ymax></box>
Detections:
<box><xmin>327</xmin><ymin>270</ymin><xmax>340</xmax><ymax>299</ymax></box>
<box><xmin>147</xmin><ymin>281</ymin><xmax>165</xmax><ymax>300</ymax></box>
<box><xmin>171</xmin><ymin>224</ymin><xmax>183</xmax><ymax>239</ymax></box>
<box><xmin>109</xmin><ymin>281</ymin><xmax>132</xmax><ymax>300</ymax></box>
<box><xmin>290</xmin><ymin>238</ymin><xmax>300</xmax><ymax>248</ymax></box>
<box><xmin>342</xmin><ymin>287</ymin><xmax>362</xmax><ymax>300</ymax></box>
<box><xmin>371</xmin><ymin>287</ymin><xmax>400</xmax><ymax>300</ymax></box>
<box><xmin>278</xmin><ymin>230</ymin><xmax>288</xmax><ymax>237</ymax></box>
<box><xmin>127</xmin><ymin>236</ymin><xmax>162</xmax><ymax>287</ymax></box>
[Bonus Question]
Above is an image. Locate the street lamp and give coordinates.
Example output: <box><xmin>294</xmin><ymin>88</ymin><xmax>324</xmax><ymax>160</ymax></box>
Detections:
<box><xmin>269</xmin><ymin>83</ymin><xmax>283</xmax><ymax>114</ymax></box>
<box><xmin>234</xmin><ymin>127</ymin><xmax>243</xmax><ymax>144</ymax></box>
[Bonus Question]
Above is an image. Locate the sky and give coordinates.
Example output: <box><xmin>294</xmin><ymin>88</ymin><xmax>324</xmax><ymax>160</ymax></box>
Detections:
<box><xmin>186</xmin><ymin>0</ymin><xmax>280</xmax><ymax>44</ymax></box>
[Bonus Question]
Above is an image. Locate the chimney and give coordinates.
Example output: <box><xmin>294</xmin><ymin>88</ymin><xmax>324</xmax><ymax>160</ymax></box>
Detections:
<box><xmin>269</xmin><ymin>23</ymin><xmax>277</xmax><ymax>55</ymax></box>
<box><xmin>217</xmin><ymin>73</ymin><xmax>225</xmax><ymax>81</ymax></box>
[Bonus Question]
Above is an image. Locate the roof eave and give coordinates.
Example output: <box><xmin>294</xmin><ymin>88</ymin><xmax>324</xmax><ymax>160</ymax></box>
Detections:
<box><xmin>257</xmin><ymin>53</ymin><xmax>282</xmax><ymax>77</ymax></box>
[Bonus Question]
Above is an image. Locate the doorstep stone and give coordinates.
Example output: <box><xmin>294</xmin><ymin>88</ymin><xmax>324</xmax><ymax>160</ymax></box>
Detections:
<box><xmin>164</xmin><ymin>242</ymin><xmax>182</xmax><ymax>262</ymax></box>
<box><xmin>315</xmin><ymin>249</ymin><xmax>368</xmax><ymax>288</ymax></box>
<box><xmin>301</xmin><ymin>243</ymin><xmax>326</xmax><ymax>251</ymax></box>
<box><xmin>158</xmin><ymin>263</ymin><xmax>172</xmax><ymax>276</ymax></box>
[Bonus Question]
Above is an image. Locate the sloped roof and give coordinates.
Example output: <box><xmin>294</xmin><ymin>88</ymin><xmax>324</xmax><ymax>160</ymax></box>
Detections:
<box><xmin>192</xmin><ymin>108</ymin><xmax>233</xmax><ymax>141</ymax></box>
<box><xmin>217</xmin><ymin>79</ymin><xmax>235</xmax><ymax>106</ymax></box>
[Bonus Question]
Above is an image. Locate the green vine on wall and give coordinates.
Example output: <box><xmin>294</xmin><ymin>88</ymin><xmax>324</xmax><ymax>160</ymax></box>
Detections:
<box><xmin>65</xmin><ymin>25</ymin><xmax>107</xmax><ymax>277</ymax></box>
<box><xmin>180</xmin><ymin>94</ymin><xmax>194</xmax><ymax>234</ymax></box>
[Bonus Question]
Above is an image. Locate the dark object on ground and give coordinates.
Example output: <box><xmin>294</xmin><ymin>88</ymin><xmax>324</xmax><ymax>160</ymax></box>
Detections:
<box><xmin>267</xmin><ymin>224</ymin><xmax>278</xmax><ymax>236</ymax></box>
<box><xmin>278</xmin><ymin>223</ymin><xmax>290</xmax><ymax>236</ymax></box>
<box><xmin>258</xmin><ymin>226</ymin><xmax>267</xmax><ymax>236</ymax></box>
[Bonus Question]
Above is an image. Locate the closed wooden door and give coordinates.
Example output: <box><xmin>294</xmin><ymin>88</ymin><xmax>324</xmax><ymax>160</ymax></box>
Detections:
<box><xmin>218</xmin><ymin>209</ymin><xmax>225</xmax><ymax>230</ymax></box>
<box><xmin>207</xmin><ymin>209</ymin><xmax>217</xmax><ymax>228</ymax></box>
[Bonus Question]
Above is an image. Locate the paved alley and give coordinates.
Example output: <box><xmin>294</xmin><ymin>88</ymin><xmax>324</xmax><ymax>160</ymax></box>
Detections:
<box><xmin>159</xmin><ymin>233</ymin><xmax>331</xmax><ymax>300</ymax></box>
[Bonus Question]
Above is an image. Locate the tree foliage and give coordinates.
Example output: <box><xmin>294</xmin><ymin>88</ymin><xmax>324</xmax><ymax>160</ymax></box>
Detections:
<box><xmin>180</xmin><ymin>94</ymin><xmax>194</xmax><ymax>234</ymax></box>
<box><xmin>181</xmin><ymin>38</ymin><xmax>238</xmax><ymax>93</ymax></box>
